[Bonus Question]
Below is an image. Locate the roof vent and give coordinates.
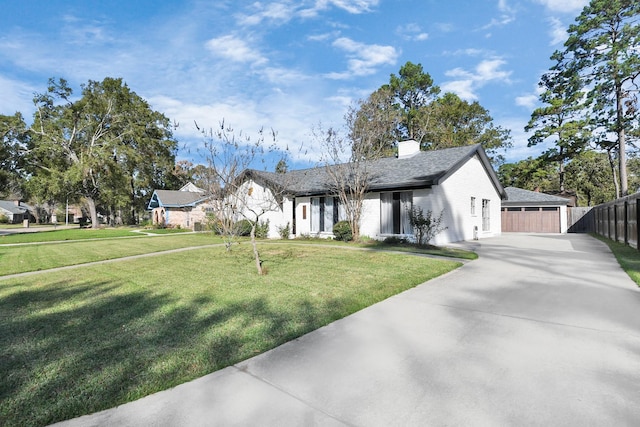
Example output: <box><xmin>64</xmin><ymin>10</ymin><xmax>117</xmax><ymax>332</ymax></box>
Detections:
<box><xmin>397</xmin><ymin>140</ymin><xmax>420</xmax><ymax>158</ymax></box>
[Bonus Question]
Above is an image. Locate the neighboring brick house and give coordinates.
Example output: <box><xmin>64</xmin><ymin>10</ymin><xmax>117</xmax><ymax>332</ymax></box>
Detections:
<box><xmin>233</xmin><ymin>141</ymin><xmax>506</xmax><ymax>245</ymax></box>
<box><xmin>147</xmin><ymin>182</ymin><xmax>212</xmax><ymax>229</ymax></box>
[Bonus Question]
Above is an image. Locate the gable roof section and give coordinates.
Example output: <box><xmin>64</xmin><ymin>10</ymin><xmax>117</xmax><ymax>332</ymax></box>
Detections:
<box><xmin>247</xmin><ymin>144</ymin><xmax>506</xmax><ymax>199</ymax></box>
<box><xmin>147</xmin><ymin>190</ymin><xmax>209</xmax><ymax>209</ymax></box>
<box><xmin>0</xmin><ymin>200</ymin><xmax>30</xmax><ymax>215</ymax></box>
<box><xmin>503</xmin><ymin>187</ymin><xmax>570</xmax><ymax>206</ymax></box>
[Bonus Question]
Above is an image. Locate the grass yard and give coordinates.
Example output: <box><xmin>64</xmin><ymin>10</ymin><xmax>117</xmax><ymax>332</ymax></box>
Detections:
<box><xmin>595</xmin><ymin>235</ymin><xmax>640</xmax><ymax>286</ymax></box>
<box><xmin>0</xmin><ymin>227</ymin><xmax>143</xmax><ymax>244</ymax></box>
<box><xmin>0</xmin><ymin>233</ymin><xmax>221</xmax><ymax>276</ymax></box>
<box><xmin>0</xmin><ymin>243</ymin><xmax>461</xmax><ymax>426</ymax></box>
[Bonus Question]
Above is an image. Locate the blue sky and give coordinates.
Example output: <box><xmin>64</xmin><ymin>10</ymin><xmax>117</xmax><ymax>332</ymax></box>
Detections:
<box><xmin>0</xmin><ymin>0</ymin><xmax>589</xmax><ymax>168</ymax></box>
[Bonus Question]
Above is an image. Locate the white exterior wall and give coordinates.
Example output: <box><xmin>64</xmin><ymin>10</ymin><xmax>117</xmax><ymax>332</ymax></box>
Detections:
<box><xmin>238</xmin><ymin>179</ymin><xmax>292</xmax><ymax>239</ymax></box>
<box><xmin>359</xmin><ymin>193</ymin><xmax>383</xmax><ymax>239</ymax></box>
<box><xmin>560</xmin><ymin>205</ymin><xmax>568</xmax><ymax>233</ymax></box>
<box><xmin>428</xmin><ymin>154</ymin><xmax>502</xmax><ymax>245</ymax></box>
<box><xmin>358</xmin><ymin>154</ymin><xmax>502</xmax><ymax>245</ymax></box>
<box><xmin>287</xmin><ymin>154</ymin><xmax>503</xmax><ymax>245</ymax></box>
<box><xmin>294</xmin><ymin>197</ymin><xmax>312</xmax><ymax>236</ymax></box>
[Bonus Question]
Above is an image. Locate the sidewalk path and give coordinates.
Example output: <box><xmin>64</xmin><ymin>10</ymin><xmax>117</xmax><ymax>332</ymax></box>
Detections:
<box><xmin>52</xmin><ymin>234</ymin><xmax>640</xmax><ymax>426</ymax></box>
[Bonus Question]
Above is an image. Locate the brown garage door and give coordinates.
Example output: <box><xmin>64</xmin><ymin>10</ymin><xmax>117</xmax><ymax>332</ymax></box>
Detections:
<box><xmin>501</xmin><ymin>207</ymin><xmax>560</xmax><ymax>233</ymax></box>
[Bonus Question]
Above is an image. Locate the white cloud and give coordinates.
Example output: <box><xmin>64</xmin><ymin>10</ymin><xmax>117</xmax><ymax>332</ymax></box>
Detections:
<box><xmin>0</xmin><ymin>75</ymin><xmax>37</xmax><ymax>118</ymax></box>
<box><xmin>261</xmin><ymin>66</ymin><xmax>310</xmax><ymax>85</ymax></box>
<box><xmin>477</xmin><ymin>59</ymin><xmax>511</xmax><ymax>81</ymax></box>
<box><xmin>205</xmin><ymin>35</ymin><xmax>268</xmax><ymax>66</ymax></box>
<box><xmin>515</xmin><ymin>94</ymin><xmax>539</xmax><ymax>109</ymax></box>
<box><xmin>396</xmin><ymin>23</ymin><xmax>428</xmax><ymax>41</ymax></box>
<box><xmin>441</xmin><ymin>80</ymin><xmax>478</xmax><ymax>101</ymax></box>
<box><xmin>326</xmin><ymin>37</ymin><xmax>399</xmax><ymax>79</ymax></box>
<box><xmin>307</xmin><ymin>31</ymin><xmax>340</xmax><ymax>42</ymax></box>
<box><xmin>497</xmin><ymin>116</ymin><xmax>551</xmax><ymax>162</ymax></box>
<box><xmin>442</xmin><ymin>58</ymin><xmax>512</xmax><ymax>101</ymax></box>
<box><xmin>306</xmin><ymin>0</ymin><xmax>379</xmax><ymax>15</ymax></box>
<box><xmin>443</xmin><ymin>48</ymin><xmax>488</xmax><ymax>57</ymax></box>
<box><xmin>61</xmin><ymin>15</ymin><xmax>113</xmax><ymax>45</ymax></box>
<box><xmin>548</xmin><ymin>17</ymin><xmax>567</xmax><ymax>45</ymax></box>
<box><xmin>236</xmin><ymin>2</ymin><xmax>296</xmax><ymax>26</ymax></box>
<box><xmin>533</xmin><ymin>0</ymin><xmax>588</xmax><ymax>13</ymax></box>
<box><xmin>481</xmin><ymin>0</ymin><xmax>516</xmax><ymax>30</ymax></box>
<box><xmin>434</xmin><ymin>22</ymin><xmax>454</xmax><ymax>33</ymax></box>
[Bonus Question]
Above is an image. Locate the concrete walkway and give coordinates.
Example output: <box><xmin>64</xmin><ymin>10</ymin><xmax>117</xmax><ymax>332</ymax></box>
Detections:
<box><xmin>52</xmin><ymin>234</ymin><xmax>640</xmax><ymax>426</ymax></box>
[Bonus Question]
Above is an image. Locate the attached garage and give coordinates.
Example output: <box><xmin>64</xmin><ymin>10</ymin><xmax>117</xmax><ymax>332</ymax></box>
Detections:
<box><xmin>502</xmin><ymin>187</ymin><xmax>570</xmax><ymax>233</ymax></box>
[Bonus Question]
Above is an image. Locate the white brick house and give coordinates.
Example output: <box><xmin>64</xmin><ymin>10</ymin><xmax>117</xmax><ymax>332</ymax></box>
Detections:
<box><xmin>239</xmin><ymin>141</ymin><xmax>506</xmax><ymax>245</ymax></box>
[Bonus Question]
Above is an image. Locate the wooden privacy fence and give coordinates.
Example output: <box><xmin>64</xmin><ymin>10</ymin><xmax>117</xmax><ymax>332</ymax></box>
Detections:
<box><xmin>583</xmin><ymin>193</ymin><xmax>640</xmax><ymax>249</ymax></box>
<box><xmin>568</xmin><ymin>207</ymin><xmax>594</xmax><ymax>234</ymax></box>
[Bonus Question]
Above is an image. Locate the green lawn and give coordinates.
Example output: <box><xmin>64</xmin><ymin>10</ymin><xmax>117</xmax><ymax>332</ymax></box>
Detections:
<box><xmin>0</xmin><ymin>227</ymin><xmax>142</xmax><ymax>244</ymax></box>
<box><xmin>0</xmin><ymin>243</ymin><xmax>461</xmax><ymax>426</ymax></box>
<box><xmin>594</xmin><ymin>235</ymin><xmax>640</xmax><ymax>286</ymax></box>
<box><xmin>0</xmin><ymin>233</ymin><xmax>222</xmax><ymax>276</ymax></box>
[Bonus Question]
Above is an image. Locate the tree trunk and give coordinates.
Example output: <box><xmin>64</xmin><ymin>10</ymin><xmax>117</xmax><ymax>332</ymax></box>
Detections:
<box><xmin>616</xmin><ymin>85</ymin><xmax>628</xmax><ymax>196</ymax></box>
<box><xmin>606</xmin><ymin>148</ymin><xmax>621</xmax><ymax>199</ymax></box>
<box><xmin>558</xmin><ymin>146</ymin><xmax>565</xmax><ymax>192</ymax></box>
<box><xmin>87</xmin><ymin>197</ymin><xmax>99</xmax><ymax>229</ymax></box>
<box><xmin>130</xmin><ymin>177</ymin><xmax>137</xmax><ymax>225</ymax></box>
<box><xmin>250</xmin><ymin>223</ymin><xmax>263</xmax><ymax>275</ymax></box>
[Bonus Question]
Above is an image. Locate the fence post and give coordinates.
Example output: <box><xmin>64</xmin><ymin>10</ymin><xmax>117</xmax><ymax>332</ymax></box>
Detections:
<box><xmin>624</xmin><ymin>200</ymin><xmax>629</xmax><ymax>245</ymax></box>
<box><xmin>637</xmin><ymin>199</ymin><xmax>640</xmax><ymax>251</ymax></box>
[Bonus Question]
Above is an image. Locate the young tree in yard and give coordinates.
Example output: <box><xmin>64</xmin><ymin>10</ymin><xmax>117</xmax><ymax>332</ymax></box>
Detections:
<box><xmin>200</xmin><ymin>121</ymin><xmax>285</xmax><ymax>275</ymax></box>
<box><xmin>407</xmin><ymin>206</ymin><xmax>447</xmax><ymax>246</ymax></box>
<box><xmin>316</xmin><ymin>95</ymin><xmax>391</xmax><ymax>242</ymax></box>
<box><xmin>27</xmin><ymin>77</ymin><xmax>176</xmax><ymax>227</ymax></box>
<box><xmin>551</xmin><ymin>0</ymin><xmax>640</xmax><ymax>196</ymax></box>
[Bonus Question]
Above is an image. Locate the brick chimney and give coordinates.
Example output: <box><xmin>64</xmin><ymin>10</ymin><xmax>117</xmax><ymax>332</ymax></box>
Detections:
<box><xmin>397</xmin><ymin>140</ymin><xmax>420</xmax><ymax>158</ymax></box>
<box><xmin>14</xmin><ymin>200</ymin><xmax>20</xmax><ymax>207</ymax></box>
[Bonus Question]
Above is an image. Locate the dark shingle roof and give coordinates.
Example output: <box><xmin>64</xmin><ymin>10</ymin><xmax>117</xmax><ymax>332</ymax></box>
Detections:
<box><xmin>0</xmin><ymin>201</ymin><xmax>29</xmax><ymax>215</ymax></box>
<box><xmin>147</xmin><ymin>190</ymin><xmax>208</xmax><ymax>208</ymax></box>
<box><xmin>503</xmin><ymin>187</ymin><xmax>570</xmax><ymax>205</ymax></box>
<box><xmin>249</xmin><ymin>144</ymin><xmax>505</xmax><ymax>198</ymax></box>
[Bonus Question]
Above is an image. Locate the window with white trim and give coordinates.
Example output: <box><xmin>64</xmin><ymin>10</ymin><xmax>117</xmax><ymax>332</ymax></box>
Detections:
<box><xmin>482</xmin><ymin>199</ymin><xmax>490</xmax><ymax>231</ymax></box>
<box><xmin>470</xmin><ymin>197</ymin><xmax>476</xmax><ymax>216</ymax></box>
<box><xmin>380</xmin><ymin>191</ymin><xmax>413</xmax><ymax>235</ymax></box>
<box><xmin>310</xmin><ymin>197</ymin><xmax>345</xmax><ymax>232</ymax></box>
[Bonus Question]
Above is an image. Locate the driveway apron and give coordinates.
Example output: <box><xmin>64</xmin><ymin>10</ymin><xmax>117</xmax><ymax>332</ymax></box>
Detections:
<box><xmin>52</xmin><ymin>233</ymin><xmax>640</xmax><ymax>426</ymax></box>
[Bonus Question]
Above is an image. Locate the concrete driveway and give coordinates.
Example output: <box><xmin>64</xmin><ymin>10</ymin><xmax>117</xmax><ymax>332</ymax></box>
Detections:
<box><xmin>53</xmin><ymin>233</ymin><xmax>640</xmax><ymax>426</ymax></box>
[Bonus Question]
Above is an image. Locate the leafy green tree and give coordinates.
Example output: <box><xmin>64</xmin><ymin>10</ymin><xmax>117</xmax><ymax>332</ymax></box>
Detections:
<box><xmin>0</xmin><ymin>113</ymin><xmax>28</xmax><ymax>198</ymax></box>
<box><xmin>349</xmin><ymin>86</ymin><xmax>400</xmax><ymax>158</ymax></box>
<box><xmin>383</xmin><ymin>61</ymin><xmax>440</xmax><ymax>143</ymax></box>
<box><xmin>551</xmin><ymin>0</ymin><xmax>640</xmax><ymax>196</ymax></box>
<box><xmin>498</xmin><ymin>157</ymin><xmax>559</xmax><ymax>192</ymax></box>
<box><xmin>352</xmin><ymin>62</ymin><xmax>511</xmax><ymax>163</ymax></box>
<box><xmin>27</xmin><ymin>77</ymin><xmax>176</xmax><ymax>227</ymax></box>
<box><xmin>424</xmin><ymin>92</ymin><xmax>512</xmax><ymax>164</ymax></box>
<box><xmin>526</xmin><ymin>71</ymin><xmax>590</xmax><ymax>191</ymax></box>
<box><xmin>564</xmin><ymin>150</ymin><xmax>615</xmax><ymax>205</ymax></box>
<box><xmin>275</xmin><ymin>157</ymin><xmax>288</xmax><ymax>174</ymax></box>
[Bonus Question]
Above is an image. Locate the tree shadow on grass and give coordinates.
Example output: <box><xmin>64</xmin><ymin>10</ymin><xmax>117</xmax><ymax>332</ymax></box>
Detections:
<box><xmin>0</xmin><ymin>278</ymin><xmax>345</xmax><ymax>427</ymax></box>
